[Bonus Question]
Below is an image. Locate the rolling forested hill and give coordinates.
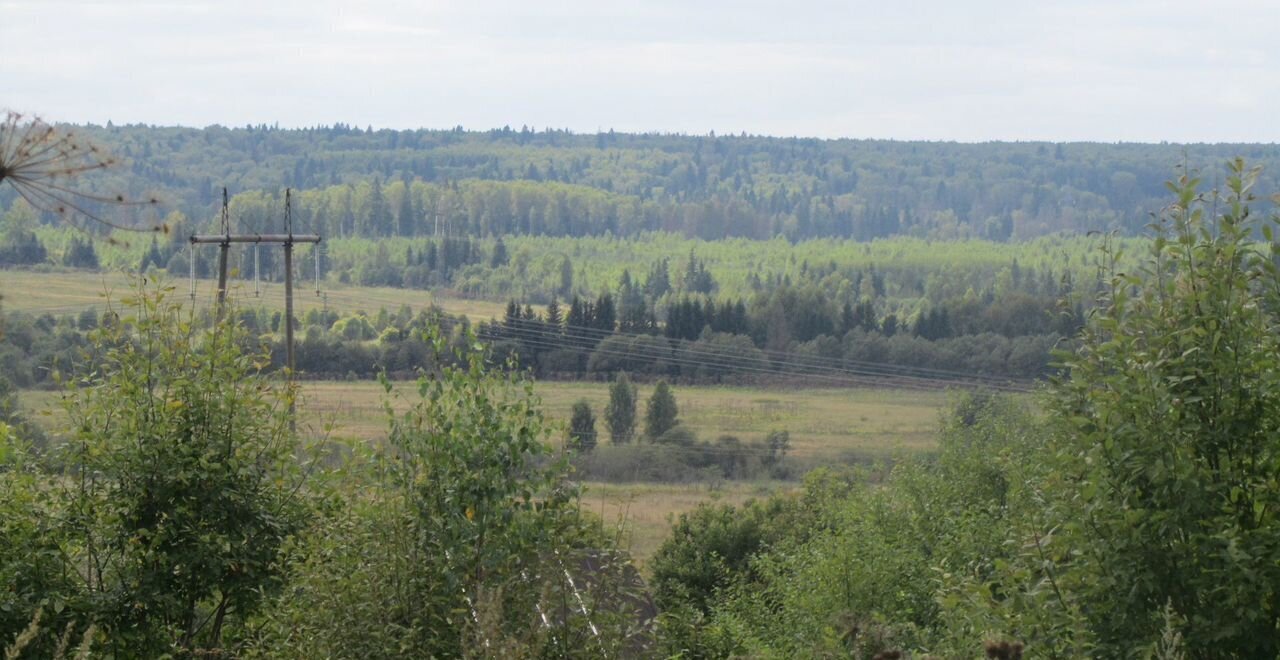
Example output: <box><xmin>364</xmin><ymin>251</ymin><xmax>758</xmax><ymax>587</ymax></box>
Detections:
<box><xmin>16</xmin><ymin>122</ymin><xmax>1280</xmax><ymax>241</ymax></box>
<box><xmin>3</xmin><ymin>123</ymin><xmax>1274</xmax><ymax>388</ymax></box>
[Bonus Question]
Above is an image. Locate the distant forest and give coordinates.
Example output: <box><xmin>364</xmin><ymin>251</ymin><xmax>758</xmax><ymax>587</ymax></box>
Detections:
<box><xmin>5</xmin><ymin>124</ymin><xmax>1276</xmax><ymax>387</ymax></box>
<box><xmin>13</xmin><ymin>122</ymin><xmax>1280</xmax><ymax>241</ymax></box>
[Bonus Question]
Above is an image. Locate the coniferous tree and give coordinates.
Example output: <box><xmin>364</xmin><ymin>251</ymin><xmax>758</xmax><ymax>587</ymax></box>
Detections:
<box><xmin>62</xmin><ymin>235</ymin><xmax>99</xmax><ymax>269</ymax></box>
<box><xmin>605</xmin><ymin>372</ymin><xmax>637</xmax><ymax>444</ymax></box>
<box><xmin>645</xmin><ymin>258</ymin><xmax>671</xmax><ymax>298</ymax></box>
<box><xmin>490</xmin><ymin>236</ymin><xmax>509</xmax><ymax>267</ymax></box>
<box><xmin>367</xmin><ymin>176</ymin><xmax>391</xmax><ymax>236</ymax></box>
<box><xmin>593</xmin><ymin>293</ymin><xmax>616</xmax><ymax>333</ymax></box>
<box><xmin>567</xmin><ymin>400</ymin><xmax>597</xmax><ymax>452</ymax></box>
<box><xmin>544</xmin><ymin>298</ymin><xmax>563</xmax><ymax>330</ymax></box>
<box><xmin>645</xmin><ymin>380</ymin><xmax>679</xmax><ymax>441</ymax></box>
<box><xmin>396</xmin><ymin>183</ymin><xmax>416</xmax><ymax>236</ymax></box>
<box><xmin>881</xmin><ymin>313</ymin><xmax>899</xmax><ymax>337</ymax></box>
<box><xmin>140</xmin><ymin>236</ymin><xmax>164</xmax><ymax>272</ymax></box>
<box><xmin>565</xmin><ymin>296</ymin><xmax>587</xmax><ymax>334</ymax></box>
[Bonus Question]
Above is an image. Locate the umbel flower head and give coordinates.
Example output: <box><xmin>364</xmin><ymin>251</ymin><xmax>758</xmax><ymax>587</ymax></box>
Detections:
<box><xmin>0</xmin><ymin>110</ymin><xmax>162</xmax><ymax>235</ymax></box>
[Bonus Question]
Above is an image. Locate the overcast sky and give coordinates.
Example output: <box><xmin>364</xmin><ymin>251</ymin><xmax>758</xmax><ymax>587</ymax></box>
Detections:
<box><xmin>2</xmin><ymin>0</ymin><xmax>1278</xmax><ymax>142</ymax></box>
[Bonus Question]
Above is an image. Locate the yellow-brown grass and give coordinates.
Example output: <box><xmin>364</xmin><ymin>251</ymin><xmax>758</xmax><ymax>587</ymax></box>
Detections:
<box><xmin>0</xmin><ymin>268</ymin><xmax>508</xmax><ymax>322</ymax></box>
<box><xmin>20</xmin><ymin>373</ymin><xmax>948</xmax><ymax>567</ymax></box>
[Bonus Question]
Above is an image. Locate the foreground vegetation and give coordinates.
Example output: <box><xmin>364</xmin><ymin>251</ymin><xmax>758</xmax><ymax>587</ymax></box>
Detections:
<box><xmin>646</xmin><ymin>161</ymin><xmax>1280</xmax><ymax>657</ymax></box>
<box><xmin>3</xmin><ymin>285</ymin><xmax>646</xmax><ymax>657</ymax></box>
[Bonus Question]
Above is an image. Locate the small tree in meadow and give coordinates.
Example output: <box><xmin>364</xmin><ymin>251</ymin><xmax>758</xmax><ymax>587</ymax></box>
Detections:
<box><xmin>605</xmin><ymin>372</ymin><xmax>637</xmax><ymax>444</ymax></box>
<box><xmin>645</xmin><ymin>380</ymin><xmax>679</xmax><ymax>441</ymax></box>
<box><xmin>568</xmin><ymin>399</ymin><xmax>597</xmax><ymax>452</ymax></box>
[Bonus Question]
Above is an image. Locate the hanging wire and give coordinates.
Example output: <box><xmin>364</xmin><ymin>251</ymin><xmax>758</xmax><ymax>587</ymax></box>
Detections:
<box><xmin>188</xmin><ymin>244</ymin><xmax>196</xmax><ymax>300</ymax></box>
<box><xmin>314</xmin><ymin>242</ymin><xmax>322</xmax><ymax>296</ymax></box>
<box><xmin>254</xmin><ymin>243</ymin><xmax>261</xmax><ymax>297</ymax></box>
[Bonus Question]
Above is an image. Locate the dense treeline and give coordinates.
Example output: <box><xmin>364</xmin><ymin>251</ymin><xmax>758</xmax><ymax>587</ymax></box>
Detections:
<box><xmin>5</xmin><ymin>122</ymin><xmax>1278</xmax><ymax>241</ymax></box>
<box><xmin>0</xmin><ymin>303</ymin><xmax>480</xmax><ymax>388</ymax></box>
<box><xmin>9</xmin><ymin>211</ymin><xmax>1104</xmax><ymax>381</ymax></box>
<box><xmin>481</xmin><ymin>286</ymin><xmax>1066</xmax><ymax>381</ymax></box>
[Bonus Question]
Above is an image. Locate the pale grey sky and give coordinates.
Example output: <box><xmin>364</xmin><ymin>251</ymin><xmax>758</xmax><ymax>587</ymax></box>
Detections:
<box><xmin>2</xmin><ymin>0</ymin><xmax>1278</xmax><ymax>142</ymax></box>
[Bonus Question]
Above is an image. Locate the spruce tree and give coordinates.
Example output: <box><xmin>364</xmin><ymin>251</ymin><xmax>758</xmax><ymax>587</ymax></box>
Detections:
<box><xmin>544</xmin><ymin>298</ymin><xmax>563</xmax><ymax>330</ymax></box>
<box><xmin>490</xmin><ymin>236</ymin><xmax>509</xmax><ymax>267</ymax></box>
<box><xmin>567</xmin><ymin>400</ymin><xmax>597</xmax><ymax>452</ymax></box>
<box><xmin>645</xmin><ymin>380</ymin><xmax>678</xmax><ymax>441</ymax></box>
<box><xmin>605</xmin><ymin>372</ymin><xmax>636</xmax><ymax>444</ymax></box>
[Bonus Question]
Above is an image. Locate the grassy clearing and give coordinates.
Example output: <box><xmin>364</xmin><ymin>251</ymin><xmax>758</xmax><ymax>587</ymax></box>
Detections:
<box><xmin>531</xmin><ymin>380</ymin><xmax>946</xmax><ymax>460</ymax></box>
<box><xmin>267</xmin><ymin>379</ymin><xmax>948</xmax><ymax>461</ymax></box>
<box><xmin>20</xmin><ymin>377</ymin><xmax>947</xmax><ymax>566</ymax></box>
<box><xmin>0</xmin><ymin>268</ymin><xmax>508</xmax><ymax>322</ymax></box>
<box><xmin>581</xmin><ymin>480</ymin><xmax>789</xmax><ymax>569</ymax></box>
<box><xmin>20</xmin><ymin>375</ymin><xmax>949</xmax><ymax>464</ymax></box>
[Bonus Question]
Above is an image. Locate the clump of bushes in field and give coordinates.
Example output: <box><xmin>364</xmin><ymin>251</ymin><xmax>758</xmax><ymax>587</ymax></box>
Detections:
<box><xmin>567</xmin><ymin>378</ymin><xmax>795</xmax><ymax>483</ymax></box>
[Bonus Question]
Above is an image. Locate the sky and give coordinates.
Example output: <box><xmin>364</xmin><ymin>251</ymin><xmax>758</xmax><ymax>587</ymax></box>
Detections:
<box><xmin>2</xmin><ymin>0</ymin><xmax>1279</xmax><ymax>143</ymax></box>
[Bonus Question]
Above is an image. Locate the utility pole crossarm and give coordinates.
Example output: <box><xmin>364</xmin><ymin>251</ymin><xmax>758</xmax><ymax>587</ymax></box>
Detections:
<box><xmin>190</xmin><ymin>234</ymin><xmax>321</xmax><ymax>244</ymax></box>
<box><xmin>189</xmin><ymin>188</ymin><xmax>321</xmax><ymax>435</ymax></box>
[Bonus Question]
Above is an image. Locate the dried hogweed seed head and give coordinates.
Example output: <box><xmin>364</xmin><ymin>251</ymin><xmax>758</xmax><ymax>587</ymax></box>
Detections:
<box><xmin>0</xmin><ymin>110</ymin><xmax>162</xmax><ymax>234</ymax></box>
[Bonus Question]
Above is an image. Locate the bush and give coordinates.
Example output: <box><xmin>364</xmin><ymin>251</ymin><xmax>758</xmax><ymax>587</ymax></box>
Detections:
<box><xmin>1039</xmin><ymin>161</ymin><xmax>1280</xmax><ymax>656</ymax></box>
<box><xmin>568</xmin><ymin>399</ymin><xmax>598</xmax><ymax>452</ymax></box>
<box><xmin>573</xmin><ymin>444</ymin><xmax>703</xmax><ymax>482</ymax></box>
<box><xmin>644</xmin><ymin>380</ymin><xmax>678</xmax><ymax>440</ymax></box>
<box><xmin>254</xmin><ymin>331</ymin><xmax>619</xmax><ymax>657</ymax></box>
<box><xmin>1</xmin><ymin>283</ymin><xmax>311</xmax><ymax>656</ymax></box>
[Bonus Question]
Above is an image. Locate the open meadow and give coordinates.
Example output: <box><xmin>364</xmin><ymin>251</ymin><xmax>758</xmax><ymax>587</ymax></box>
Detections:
<box><xmin>20</xmin><ymin>377</ymin><xmax>951</xmax><ymax>565</ymax></box>
<box><xmin>0</xmin><ymin>268</ymin><xmax>508</xmax><ymax>322</ymax></box>
<box><xmin>292</xmin><ymin>379</ymin><xmax>947</xmax><ymax>458</ymax></box>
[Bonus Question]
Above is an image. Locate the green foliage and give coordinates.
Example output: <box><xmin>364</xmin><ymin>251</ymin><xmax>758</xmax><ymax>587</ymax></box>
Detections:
<box><xmin>0</xmin><ymin>226</ymin><xmax>47</xmax><ymax>266</ymax></box>
<box><xmin>59</xmin><ymin>235</ymin><xmax>99</xmax><ymax>269</ymax></box>
<box><xmin>0</xmin><ymin>376</ymin><xmax>45</xmax><ymax>451</ymax></box>
<box><xmin>604</xmin><ymin>372</ymin><xmax>637</xmax><ymax>444</ymax></box>
<box><xmin>568</xmin><ymin>399</ymin><xmax>597</xmax><ymax>452</ymax></box>
<box><xmin>253</xmin><ymin>332</ymin><xmax>636</xmax><ymax>657</ymax></box>
<box><xmin>55</xmin><ymin>283</ymin><xmax>308</xmax><ymax>655</ymax></box>
<box><xmin>1038</xmin><ymin>160</ymin><xmax>1280</xmax><ymax>655</ymax></box>
<box><xmin>655</xmin><ymin>425</ymin><xmax>697</xmax><ymax>447</ymax></box>
<box><xmin>651</xmin><ymin>500</ymin><xmax>796</xmax><ymax>616</ymax></box>
<box><xmin>0</xmin><ymin>283</ymin><xmax>307</xmax><ymax>656</ymax></box>
<box><xmin>0</xmin><ymin>429</ymin><xmax>81</xmax><ymax>656</ymax></box>
<box><xmin>645</xmin><ymin>380</ymin><xmax>678</xmax><ymax>441</ymax></box>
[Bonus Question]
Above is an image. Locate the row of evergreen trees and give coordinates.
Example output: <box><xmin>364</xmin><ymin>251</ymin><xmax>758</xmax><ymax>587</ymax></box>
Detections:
<box><xmin>567</xmin><ymin>374</ymin><xmax>680</xmax><ymax>451</ymax></box>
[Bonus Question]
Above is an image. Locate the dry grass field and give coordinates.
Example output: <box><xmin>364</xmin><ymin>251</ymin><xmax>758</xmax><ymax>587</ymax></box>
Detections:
<box><xmin>21</xmin><ymin>377</ymin><xmax>951</xmax><ymax>565</ymax></box>
<box><xmin>0</xmin><ymin>268</ymin><xmax>508</xmax><ymax>322</ymax></box>
<box><xmin>291</xmin><ymin>379</ymin><xmax>946</xmax><ymax>459</ymax></box>
<box><xmin>581</xmin><ymin>481</ymin><xmax>790</xmax><ymax>568</ymax></box>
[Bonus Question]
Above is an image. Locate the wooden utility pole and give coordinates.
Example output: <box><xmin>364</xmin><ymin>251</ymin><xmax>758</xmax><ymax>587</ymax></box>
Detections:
<box><xmin>191</xmin><ymin>188</ymin><xmax>320</xmax><ymax>431</ymax></box>
<box><xmin>215</xmin><ymin>188</ymin><xmax>230</xmax><ymax>317</ymax></box>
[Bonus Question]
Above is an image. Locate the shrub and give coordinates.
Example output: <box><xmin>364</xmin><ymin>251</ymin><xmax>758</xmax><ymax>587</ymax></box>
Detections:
<box><xmin>644</xmin><ymin>380</ymin><xmax>678</xmax><ymax>440</ymax></box>
<box><xmin>1041</xmin><ymin>161</ymin><xmax>1280</xmax><ymax>656</ymax></box>
<box><xmin>254</xmin><ymin>331</ymin><xmax>619</xmax><ymax>657</ymax></box>
<box><xmin>44</xmin><ymin>282</ymin><xmax>309</xmax><ymax>656</ymax></box>
<box><xmin>605</xmin><ymin>371</ymin><xmax>637</xmax><ymax>444</ymax></box>
<box><xmin>568</xmin><ymin>399</ymin><xmax>598</xmax><ymax>452</ymax></box>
